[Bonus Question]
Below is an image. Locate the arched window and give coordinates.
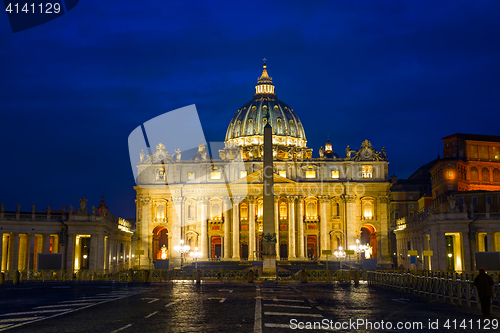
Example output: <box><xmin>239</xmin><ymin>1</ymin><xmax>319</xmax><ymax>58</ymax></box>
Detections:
<box><xmin>493</xmin><ymin>168</ymin><xmax>500</xmax><ymax>183</ymax></box>
<box><xmin>211</xmin><ymin>203</ymin><xmax>220</xmax><ymax>219</ymax></box>
<box><xmin>157</xmin><ymin>204</ymin><xmax>165</xmax><ymax>220</ymax></box>
<box><xmin>470</xmin><ymin>167</ymin><xmax>479</xmax><ymax>181</ymax></box>
<box><xmin>481</xmin><ymin>168</ymin><xmax>490</xmax><ymax>182</ymax></box>
<box><xmin>188</xmin><ymin>202</ymin><xmax>196</xmax><ymax>219</ymax></box>
<box><xmin>306</xmin><ymin>201</ymin><xmax>317</xmax><ymax>218</ymax></box>
<box><xmin>279</xmin><ymin>202</ymin><xmax>287</xmax><ymax>220</ymax></box>
<box><xmin>240</xmin><ymin>203</ymin><xmax>248</xmax><ymax>220</ymax></box>
<box><xmin>362</xmin><ymin>198</ymin><xmax>374</xmax><ymax>220</ymax></box>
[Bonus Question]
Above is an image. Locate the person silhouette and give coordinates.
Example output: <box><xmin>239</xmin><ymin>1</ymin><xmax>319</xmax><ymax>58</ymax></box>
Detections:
<box><xmin>474</xmin><ymin>267</ymin><xmax>494</xmax><ymax>316</ymax></box>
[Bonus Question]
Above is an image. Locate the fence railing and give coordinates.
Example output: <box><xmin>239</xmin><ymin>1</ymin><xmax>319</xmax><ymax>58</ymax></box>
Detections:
<box><xmin>1</xmin><ymin>268</ymin><xmax>369</xmax><ymax>283</ymax></box>
<box><xmin>367</xmin><ymin>271</ymin><xmax>500</xmax><ymax>311</ymax></box>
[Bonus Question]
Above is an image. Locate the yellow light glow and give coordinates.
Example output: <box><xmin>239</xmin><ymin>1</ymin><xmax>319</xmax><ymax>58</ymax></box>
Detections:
<box><xmin>211</xmin><ymin>172</ymin><xmax>221</xmax><ymax>180</ymax></box>
<box><xmin>279</xmin><ymin>170</ymin><xmax>287</xmax><ymax>178</ymax></box>
<box><xmin>240</xmin><ymin>171</ymin><xmax>247</xmax><ymax>178</ymax></box>
<box><xmin>331</xmin><ymin>170</ymin><xmax>339</xmax><ymax>179</ymax></box>
<box><xmin>305</xmin><ymin>170</ymin><xmax>316</xmax><ymax>178</ymax></box>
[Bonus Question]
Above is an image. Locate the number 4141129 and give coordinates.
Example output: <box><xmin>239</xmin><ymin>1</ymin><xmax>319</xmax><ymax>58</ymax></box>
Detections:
<box><xmin>5</xmin><ymin>3</ymin><xmax>62</xmax><ymax>14</ymax></box>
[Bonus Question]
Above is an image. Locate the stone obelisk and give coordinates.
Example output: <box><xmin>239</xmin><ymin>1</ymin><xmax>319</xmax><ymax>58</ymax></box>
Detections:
<box><xmin>262</xmin><ymin>121</ymin><xmax>276</xmax><ymax>275</ymax></box>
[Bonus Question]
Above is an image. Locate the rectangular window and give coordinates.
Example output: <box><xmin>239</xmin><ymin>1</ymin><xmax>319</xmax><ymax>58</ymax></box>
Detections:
<box><xmin>279</xmin><ymin>170</ymin><xmax>287</xmax><ymax>178</ymax></box>
<box><xmin>240</xmin><ymin>171</ymin><xmax>247</xmax><ymax>178</ymax></box>
<box><xmin>305</xmin><ymin>170</ymin><xmax>316</xmax><ymax>179</ymax></box>
<box><xmin>408</xmin><ymin>195</ymin><xmax>413</xmax><ymax>200</ymax></box>
<box><xmin>394</xmin><ymin>195</ymin><xmax>398</xmax><ymax>200</ymax></box>
<box><xmin>486</xmin><ymin>196</ymin><xmax>492</xmax><ymax>205</ymax></box>
<box><xmin>395</xmin><ymin>212</ymin><xmax>399</xmax><ymax>220</ymax></box>
<box><xmin>472</xmin><ymin>196</ymin><xmax>478</xmax><ymax>205</ymax></box>
<box><xmin>448</xmin><ymin>185</ymin><xmax>453</xmax><ymax>191</ymax></box>
<box><xmin>211</xmin><ymin>172</ymin><xmax>221</xmax><ymax>180</ymax></box>
<box><xmin>479</xmin><ymin>145</ymin><xmax>489</xmax><ymax>160</ymax></box>
<box><xmin>188</xmin><ymin>172</ymin><xmax>195</xmax><ymax>180</ymax></box>
<box><xmin>331</xmin><ymin>170</ymin><xmax>339</xmax><ymax>179</ymax></box>
<box><xmin>362</xmin><ymin>165</ymin><xmax>373</xmax><ymax>178</ymax></box>
<box><xmin>156</xmin><ymin>169</ymin><xmax>166</xmax><ymax>180</ymax></box>
<box><xmin>458</xmin><ymin>197</ymin><xmax>464</xmax><ymax>206</ymax></box>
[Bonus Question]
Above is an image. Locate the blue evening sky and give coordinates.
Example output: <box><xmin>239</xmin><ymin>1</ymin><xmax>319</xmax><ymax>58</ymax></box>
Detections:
<box><xmin>1</xmin><ymin>0</ymin><xmax>499</xmax><ymax>218</ymax></box>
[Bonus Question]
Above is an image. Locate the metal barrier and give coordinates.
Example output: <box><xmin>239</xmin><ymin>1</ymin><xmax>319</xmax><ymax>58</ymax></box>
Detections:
<box><xmin>367</xmin><ymin>271</ymin><xmax>500</xmax><ymax>311</ymax></box>
<box><xmin>1</xmin><ymin>268</ymin><xmax>368</xmax><ymax>283</ymax></box>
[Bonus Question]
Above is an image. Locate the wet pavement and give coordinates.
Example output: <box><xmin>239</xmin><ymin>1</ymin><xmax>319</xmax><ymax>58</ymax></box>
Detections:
<box><xmin>0</xmin><ymin>281</ymin><xmax>497</xmax><ymax>332</ymax></box>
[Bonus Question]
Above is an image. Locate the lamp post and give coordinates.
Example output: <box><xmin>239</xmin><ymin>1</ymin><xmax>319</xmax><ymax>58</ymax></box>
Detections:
<box><xmin>190</xmin><ymin>247</ymin><xmax>202</xmax><ymax>270</ymax></box>
<box><xmin>349</xmin><ymin>239</ymin><xmax>367</xmax><ymax>268</ymax></box>
<box><xmin>174</xmin><ymin>239</ymin><xmax>190</xmax><ymax>268</ymax></box>
<box><xmin>334</xmin><ymin>246</ymin><xmax>346</xmax><ymax>269</ymax></box>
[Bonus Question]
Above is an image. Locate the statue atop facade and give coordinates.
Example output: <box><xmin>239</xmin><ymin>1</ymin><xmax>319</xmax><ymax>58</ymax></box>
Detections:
<box><xmin>47</xmin><ymin>205</ymin><xmax>51</xmax><ymax>214</ymax></box>
<box><xmin>381</xmin><ymin>147</ymin><xmax>387</xmax><ymax>158</ymax></box>
<box><xmin>140</xmin><ymin>149</ymin><xmax>145</xmax><ymax>162</ymax></box>
<box><xmin>175</xmin><ymin>148</ymin><xmax>182</xmax><ymax>161</ymax></box>
<box><xmin>319</xmin><ymin>146</ymin><xmax>324</xmax><ymax>158</ymax></box>
<box><xmin>16</xmin><ymin>204</ymin><xmax>21</xmax><ymax>214</ymax></box>
<box><xmin>69</xmin><ymin>205</ymin><xmax>73</xmax><ymax>215</ymax></box>
<box><xmin>0</xmin><ymin>203</ymin><xmax>4</xmax><ymax>214</ymax></box>
<box><xmin>345</xmin><ymin>145</ymin><xmax>353</xmax><ymax>159</ymax></box>
<box><xmin>447</xmin><ymin>194</ymin><xmax>457</xmax><ymax>212</ymax></box>
<box><xmin>77</xmin><ymin>198</ymin><xmax>88</xmax><ymax>215</ymax></box>
<box><xmin>92</xmin><ymin>205</ymin><xmax>96</xmax><ymax>215</ymax></box>
<box><xmin>32</xmin><ymin>204</ymin><xmax>36</xmax><ymax>214</ymax></box>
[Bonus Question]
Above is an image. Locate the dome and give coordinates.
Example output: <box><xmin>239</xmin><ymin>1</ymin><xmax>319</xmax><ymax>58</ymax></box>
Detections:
<box><xmin>225</xmin><ymin>63</ymin><xmax>307</xmax><ymax>149</ymax></box>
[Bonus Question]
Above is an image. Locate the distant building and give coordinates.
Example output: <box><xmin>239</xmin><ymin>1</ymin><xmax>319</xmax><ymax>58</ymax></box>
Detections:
<box><xmin>393</xmin><ymin>133</ymin><xmax>500</xmax><ymax>271</ymax></box>
<box><xmin>0</xmin><ymin>198</ymin><xmax>133</xmax><ymax>272</ymax></box>
<box><xmin>395</xmin><ymin>190</ymin><xmax>500</xmax><ymax>271</ymax></box>
<box><xmin>431</xmin><ymin>133</ymin><xmax>500</xmax><ymax>209</ymax></box>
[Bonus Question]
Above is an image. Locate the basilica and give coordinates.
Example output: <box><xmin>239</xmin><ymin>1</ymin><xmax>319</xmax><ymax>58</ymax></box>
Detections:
<box><xmin>134</xmin><ymin>64</ymin><xmax>393</xmax><ymax>268</ymax></box>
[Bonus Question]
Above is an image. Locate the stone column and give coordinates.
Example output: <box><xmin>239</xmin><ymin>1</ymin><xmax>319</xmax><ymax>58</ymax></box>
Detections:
<box><xmin>28</xmin><ymin>233</ymin><xmax>35</xmax><ymax>270</ymax></box>
<box><xmin>89</xmin><ymin>234</ymin><xmax>98</xmax><ymax>270</ymax></box>
<box><xmin>288</xmin><ymin>196</ymin><xmax>296</xmax><ymax>259</ymax></box>
<box><xmin>274</xmin><ymin>197</ymin><xmax>280</xmax><ymax>260</ymax></box>
<box><xmin>96</xmin><ymin>234</ymin><xmax>105</xmax><ymax>270</ymax></box>
<box><xmin>297</xmin><ymin>196</ymin><xmax>305</xmax><ymax>259</ymax></box>
<box><xmin>43</xmin><ymin>233</ymin><xmax>51</xmax><ymax>253</ymax></box>
<box><xmin>171</xmin><ymin>197</ymin><xmax>184</xmax><ymax>266</ymax></box>
<box><xmin>232</xmin><ymin>197</ymin><xmax>240</xmax><ymax>260</ymax></box>
<box><xmin>342</xmin><ymin>195</ymin><xmax>356</xmax><ymax>250</ymax></box>
<box><xmin>66</xmin><ymin>234</ymin><xmax>75</xmax><ymax>271</ymax></box>
<box><xmin>248</xmin><ymin>196</ymin><xmax>256</xmax><ymax>260</ymax></box>
<box><xmin>140</xmin><ymin>197</ymin><xmax>151</xmax><ymax>267</ymax></box>
<box><xmin>0</xmin><ymin>233</ymin><xmax>3</xmax><ymax>271</ymax></box>
<box><xmin>104</xmin><ymin>236</ymin><xmax>110</xmax><ymax>270</ymax></box>
<box><xmin>378</xmin><ymin>195</ymin><xmax>392</xmax><ymax>266</ymax></box>
<box><xmin>319</xmin><ymin>196</ymin><xmax>329</xmax><ymax>259</ymax></box>
<box><xmin>199</xmin><ymin>197</ymin><xmax>209</xmax><ymax>259</ymax></box>
<box><xmin>223</xmin><ymin>197</ymin><xmax>231</xmax><ymax>260</ymax></box>
<box><xmin>486</xmin><ymin>231</ymin><xmax>494</xmax><ymax>252</ymax></box>
<box><xmin>11</xmin><ymin>233</ymin><xmax>19</xmax><ymax>271</ymax></box>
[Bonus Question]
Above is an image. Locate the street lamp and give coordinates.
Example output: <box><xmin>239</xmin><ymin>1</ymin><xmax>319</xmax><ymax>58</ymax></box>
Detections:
<box><xmin>190</xmin><ymin>247</ymin><xmax>202</xmax><ymax>270</ymax></box>
<box><xmin>334</xmin><ymin>246</ymin><xmax>346</xmax><ymax>269</ymax></box>
<box><xmin>174</xmin><ymin>239</ymin><xmax>190</xmax><ymax>268</ymax></box>
<box><xmin>349</xmin><ymin>239</ymin><xmax>367</xmax><ymax>268</ymax></box>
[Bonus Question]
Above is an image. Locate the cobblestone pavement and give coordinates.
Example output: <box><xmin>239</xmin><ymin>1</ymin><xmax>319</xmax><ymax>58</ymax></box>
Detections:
<box><xmin>0</xmin><ymin>281</ymin><xmax>497</xmax><ymax>332</ymax></box>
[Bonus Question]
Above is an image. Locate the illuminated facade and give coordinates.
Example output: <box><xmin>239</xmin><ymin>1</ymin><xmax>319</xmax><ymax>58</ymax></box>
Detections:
<box><xmin>432</xmin><ymin>133</ymin><xmax>500</xmax><ymax>208</ymax></box>
<box><xmin>134</xmin><ymin>64</ymin><xmax>393</xmax><ymax>268</ymax></box>
<box><xmin>395</xmin><ymin>191</ymin><xmax>500</xmax><ymax>271</ymax></box>
<box><xmin>0</xmin><ymin>198</ymin><xmax>133</xmax><ymax>272</ymax></box>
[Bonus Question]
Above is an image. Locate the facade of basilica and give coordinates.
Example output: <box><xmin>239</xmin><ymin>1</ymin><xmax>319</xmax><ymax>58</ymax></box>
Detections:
<box><xmin>134</xmin><ymin>64</ymin><xmax>393</xmax><ymax>268</ymax></box>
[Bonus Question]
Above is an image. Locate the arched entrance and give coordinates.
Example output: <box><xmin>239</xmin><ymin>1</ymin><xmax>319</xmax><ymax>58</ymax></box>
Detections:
<box><xmin>360</xmin><ymin>224</ymin><xmax>377</xmax><ymax>259</ymax></box>
<box><xmin>241</xmin><ymin>243</ymin><xmax>248</xmax><ymax>260</ymax></box>
<box><xmin>153</xmin><ymin>226</ymin><xmax>168</xmax><ymax>260</ymax></box>
<box><xmin>280</xmin><ymin>243</ymin><xmax>288</xmax><ymax>260</ymax></box>
<box><xmin>211</xmin><ymin>236</ymin><xmax>221</xmax><ymax>259</ymax></box>
<box><xmin>307</xmin><ymin>235</ymin><xmax>317</xmax><ymax>259</ymax></box>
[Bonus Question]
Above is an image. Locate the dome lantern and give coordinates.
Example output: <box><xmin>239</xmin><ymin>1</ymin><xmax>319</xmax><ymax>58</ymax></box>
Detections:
<box><xmin>254</xmin><ymin>62</ymin><xmax>276</xmax><ymax>97</ymax></box>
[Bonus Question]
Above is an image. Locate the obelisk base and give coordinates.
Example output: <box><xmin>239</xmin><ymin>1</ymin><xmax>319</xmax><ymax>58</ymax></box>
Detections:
<box><xmin>262</xmin><ymin>243</ymin><xmax>276</xmax><ymax>276</ymax></box>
